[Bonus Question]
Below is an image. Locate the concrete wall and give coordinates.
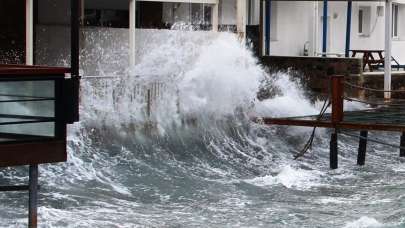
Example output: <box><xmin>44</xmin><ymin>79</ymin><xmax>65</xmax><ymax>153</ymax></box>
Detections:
<box><xmin>260</xmin><ymin>55</ymin><xmax>362</xmax><ymax>96</ymax></box>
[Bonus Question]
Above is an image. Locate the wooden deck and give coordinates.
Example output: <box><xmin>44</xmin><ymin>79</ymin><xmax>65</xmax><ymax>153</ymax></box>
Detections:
<box><xmin>259</xmin><ymin>75</ymin><xmax>405</xmax><ymax>169</ymax></box>
<box><xmin>263</xmin><ymin>106</ymin><xmax>405</xmax><ymax>132</ymax></box>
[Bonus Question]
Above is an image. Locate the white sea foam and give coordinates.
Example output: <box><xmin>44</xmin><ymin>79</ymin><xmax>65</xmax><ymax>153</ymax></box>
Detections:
<box><xmin>343</xmin><ymin>216</ymin><xmax>383</xmax><ymax>228</ymax></box>
<box><xmin>245</xmin><ymin>165</ymin><xmax>323</xmax><ymax>190</ymax></box>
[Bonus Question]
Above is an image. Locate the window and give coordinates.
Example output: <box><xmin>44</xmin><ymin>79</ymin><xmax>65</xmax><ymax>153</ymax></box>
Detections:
<box><xmin>358</xmin><ymin>9</ymin><xmax>363</xmax><ymax>34</ymax></box>
<box><xmin>392</xmin><ymin>4</ymin><xmax>399</xmax><ymax>38</ymax></box>
<box><xmin>358</xmin><ymin>7</ymin><xmax>371</xmax><ymax>36</ymax></box>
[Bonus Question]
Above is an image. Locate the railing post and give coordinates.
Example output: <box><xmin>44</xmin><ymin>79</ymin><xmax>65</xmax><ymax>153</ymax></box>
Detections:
<box><xmin>331</xmin><ymin>75</ymin><xmax>344</xmax><ymax>124</ymax></box>
<box><xmin>330</xmin><ymin>75</ymin><xmax>344</xmax><ymax>169</ymax></box>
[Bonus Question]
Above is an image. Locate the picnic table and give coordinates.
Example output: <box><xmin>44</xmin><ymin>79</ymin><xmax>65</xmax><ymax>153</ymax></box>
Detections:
<box><xmin>351</xmin><ymin>49</ymin><xmax>384</xmax><ymax>72</ymax></box>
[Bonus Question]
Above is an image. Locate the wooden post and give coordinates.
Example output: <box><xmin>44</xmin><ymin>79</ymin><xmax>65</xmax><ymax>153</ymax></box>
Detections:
<box><xmin>28</xmin><ymin>164</ymin><xmax>38</xmax><ymax>228</ymax></box>
<box><xmin>357</xmin><ymin>130</ymin><xmax>368</xmax><ymax>166</ymax></box>
<box><xmin>330</xmin><ymin>131</ymin><xmax>338</xmax><ymax>169</ymax></box>
<box><xmin>400</xmin><ymin>132</ymin><xmax>405</xmax><ymax>157</ymax></box>
<box><xmin>330</xmin><ymin>75</ymin><xmax>343</xmax><ymax>169</ymax></box>
<box><xmin>331</xmin><ymin>75</ymin><xmax>344</xmax><ymax>124</ymax></box>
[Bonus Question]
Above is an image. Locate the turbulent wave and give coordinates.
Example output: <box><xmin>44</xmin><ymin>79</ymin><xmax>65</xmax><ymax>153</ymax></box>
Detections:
<box><xmin>0</xmin><ymin>30</ymin><xmax>405</xmax><ymax>227</ymax></box>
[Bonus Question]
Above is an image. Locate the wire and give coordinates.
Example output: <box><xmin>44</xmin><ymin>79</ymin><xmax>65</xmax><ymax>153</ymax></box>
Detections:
<box><xmin>344</xmin><ymin>81</ymin><xmax>405</xmax><ymax>93</ymax></box>
<box><xmin>344</xmin><ymin>96</ymin><xmax>405</xmax><ymax>107</ymax></box>
<box><xmin>340</xmin><ymin>130</ymin><xmax>405</xmax><ymax>151</ymax></box>
<box><xmin>294</xmin><ymin>99</ymin><xmax>331</xmax><ymax>160</ymax></box>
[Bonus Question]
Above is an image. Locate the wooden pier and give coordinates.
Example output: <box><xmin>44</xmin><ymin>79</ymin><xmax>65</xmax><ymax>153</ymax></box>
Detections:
<box><xmin>258</xmin><ymin>75</ymin><xmax>405</xmax><ymax>169</ymax></box>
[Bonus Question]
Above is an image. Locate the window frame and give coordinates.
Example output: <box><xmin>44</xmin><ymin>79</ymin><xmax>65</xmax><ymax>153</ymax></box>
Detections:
<box><xmin>392</xmin><ymin>4</ymin><xmax>399</xmax><ymax>39</ymax></box>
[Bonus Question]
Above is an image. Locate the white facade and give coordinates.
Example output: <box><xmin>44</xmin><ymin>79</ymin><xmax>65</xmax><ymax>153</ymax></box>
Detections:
<box><xmin>249</xmin><ymin>1</ymin><xmax>405</xmax><ymax>64</ymax></box>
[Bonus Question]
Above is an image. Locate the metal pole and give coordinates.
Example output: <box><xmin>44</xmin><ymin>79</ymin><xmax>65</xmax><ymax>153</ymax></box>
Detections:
<box><xmin>259</xmin><ymin>0</ymin><xmax>264</xmax><ymax>56</ymax></box>
<box><xmin>345</xmin><ymin>0</ymin><xmax>352</xmax><ymax>57</ymax></box>
<box><xmin>28</xmin><ymin>165</ymin><xmax>38</xmax><ymax>228</ymax></box>
<box><xmin>322</xmin><ymin>0</ymin><xmax>328</xmax><ymax>57</ymax></box>
<box><xmin>384</xmin><ymin>0</ymin><xmax>392</xmax><ymax>99</ymax></box>
<box><xmin>265</xmin><ymin>0</ymin><xmax>271</xmax><ymax>55</ymax></box>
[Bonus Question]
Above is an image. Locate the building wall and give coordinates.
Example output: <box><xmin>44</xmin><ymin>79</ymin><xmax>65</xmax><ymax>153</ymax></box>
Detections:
<box><xmin>257</xmin><ymin>1</ymin><xmax>405</xmax><ymax>64</ymax></box>
<box><xmin>269</xmin><ymin>2</ymin><xmax>315</xmax><ymax>56</ymax></box>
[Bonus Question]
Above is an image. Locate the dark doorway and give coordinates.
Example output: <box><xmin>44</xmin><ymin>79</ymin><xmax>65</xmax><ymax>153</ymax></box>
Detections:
<box><xmin>0</xmin><ymin>0</ymin><xmax>25</xmax><ymax>64</ymax></box>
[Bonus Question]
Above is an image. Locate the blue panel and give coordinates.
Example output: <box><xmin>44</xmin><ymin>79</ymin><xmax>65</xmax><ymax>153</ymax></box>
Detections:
<box><xmin>322</xmin><ymin>0</ymin><xmax>328</xmax><ymax>56</ymax></box>
<box><xmin>265</xmin><ymin>0</ymin><xmax>271</xmax><ymax>55</ymax></box>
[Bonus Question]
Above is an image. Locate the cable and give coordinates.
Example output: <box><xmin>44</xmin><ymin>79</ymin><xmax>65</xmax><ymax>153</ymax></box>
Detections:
<box><xmin>344</xmin><ymin>96</ymin><xmax>405</xmax><ymax>107</ymax></box>
<box><xmin>344</xmin><ymin>81</ymin><xmax>405</xmax><ymax>93</ymax></box>
<box><xmin>294</xmin><ymin>99</ymin><xmax>331</xmax><ymax>160</ymax></box>
<box><xmin>340</xmin><ymin>130</ymin><xmax>405</xmax><ymax>151</ymax></box>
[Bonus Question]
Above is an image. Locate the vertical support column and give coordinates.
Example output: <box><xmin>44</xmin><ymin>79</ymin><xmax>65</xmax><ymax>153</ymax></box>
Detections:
<box><xmin>400</xmin><ymin>132</ymin><xmax>405</xmax><ymax>157</ymax></box>
<box><xmin>80</xmin><ymin>0</ymin><xmax>85</xmax><ymax>25</ymax></box>
<box><xmin>345</xmin><ymin>0</ymin><xmax>352</xmax><ymax>57</ymax></box>
<box><xmin>322</xmin><ymin>0</ymin><xmax>328</xmax><ymax>57</ymax></box>
<box><xmin>265</xmin><ymin>0</ymin><xmax>271</xmax><ymax>56</ymax></box>
<box><xmin>129</xmin><ymin>0</ymin><xmax>136</xmax><ymax>67</ymax></box>
<box><xmin>384</xmin><ymin>0</ymin><xmax>392</xmax><ymax>99</ymax></box>
<box><xmin>25</xmin><ymin>0</ymin><xmax>34</xmax><ymax>65</ymax></box>
<box><xmin>259</xmin><ymin>0</ymin><xmax>264</xmax><ymax>56</ymax></box>
<box><xmin>236</xmin><ymin>0</ymin><xmax>247</xmax><ymax>39</ymax></box>
<box><xmin>71</xmin><ymin>0</ymin><xmax>80</xmax><ymax>77</ymax></box>
<box><xmin>330</xmin><ymin>75</ymin><xmax>343</xmax><ymax>170</ymax></box>
<box><xmin>212</xmin><ymin>3</ymin><xmax>219</xmax><ymax>32</ymax></box>
<box><xmin>330</xmin><ymin>131</ymin><xmax>338</xmax><ymax>169</ymax></box>
<box><xmin>71</xmin><ymin>0</ymin><xmax>80</xmax><ymax>122</ymax></box>
<box><xmin>357</xmin><ymin>130</ymin><xmax>368</xmax><ymax>166</ymax></box>
<box><xmin>28</xmin><ymin>165</ymin><xmax>38</xmax><ymax>228</ymax></box>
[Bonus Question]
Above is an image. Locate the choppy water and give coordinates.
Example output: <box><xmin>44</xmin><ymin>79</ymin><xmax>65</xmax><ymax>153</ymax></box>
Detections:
<box><xmin>1</xmin><ymin>31</ymin><xmax>405</xmax><ymax>228</ymax></box>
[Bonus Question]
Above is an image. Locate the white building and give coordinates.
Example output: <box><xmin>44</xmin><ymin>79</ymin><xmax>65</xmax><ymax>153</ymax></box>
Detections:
<box><xmin>1</xmin><ymin>0</ymin><xmax>404</xmax><ymax>66</ymax></box>
<box><xmin>246</xmin><ymin>0</ymin><xmax>405</xmax><ymax>64</ymax></box>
